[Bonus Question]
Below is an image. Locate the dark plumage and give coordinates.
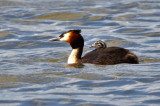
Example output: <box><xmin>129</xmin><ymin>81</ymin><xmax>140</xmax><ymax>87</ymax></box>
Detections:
<box><xmin>81</xmin><ymin>47</ymin><xmax>138</xmax><ymax>65</ymax></box>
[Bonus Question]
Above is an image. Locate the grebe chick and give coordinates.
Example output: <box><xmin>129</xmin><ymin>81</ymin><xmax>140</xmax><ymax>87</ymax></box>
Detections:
<box><xmin>90</xmin><ymin>40</ymin><xmax>107</xmax><ymax>48</ymax></box>
<box><xmin>49</xmin><ymin>30</ymin><xmax>139</xmax><ymax>65</ymax></box>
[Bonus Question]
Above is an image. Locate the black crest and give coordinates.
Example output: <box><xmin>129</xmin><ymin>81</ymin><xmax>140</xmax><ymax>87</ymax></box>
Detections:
<box><xmin>68</xmin><ymin>29</ymin><xmax>81</xmax><ymax>34</ymax></box>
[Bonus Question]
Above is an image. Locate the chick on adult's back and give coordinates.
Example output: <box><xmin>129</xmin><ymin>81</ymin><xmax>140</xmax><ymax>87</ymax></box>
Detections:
<box><xmin>49</xmin><ymin>30</ymin><xmax>139</xmax><ymax>65</ymax></box>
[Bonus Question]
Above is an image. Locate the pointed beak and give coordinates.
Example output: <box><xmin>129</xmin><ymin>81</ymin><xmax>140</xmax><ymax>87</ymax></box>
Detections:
<box><xmin>89</xmin><ymin>45</ymin><xmax>93</xmax><ymax>48</ymax></box>
<box><xmin>89</xmin><ymin>43</ymin><xmax>96</xmax><ymax>48</ymax></box>
<box><xmin>48</xmin><ymin>37</ymin><xmax>60</xmax><ymax>41</ymax></box>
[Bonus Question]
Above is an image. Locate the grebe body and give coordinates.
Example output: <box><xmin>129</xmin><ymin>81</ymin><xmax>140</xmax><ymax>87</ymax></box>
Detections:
<box><xmin>82</xmin><ymin>47</ymin><xmax>138</xmax><ymax>65</ymax></box>
<box><xmin>49</xmin><ymin>30</ymin><xmax>139</xmax><ymax>65</ymax></box>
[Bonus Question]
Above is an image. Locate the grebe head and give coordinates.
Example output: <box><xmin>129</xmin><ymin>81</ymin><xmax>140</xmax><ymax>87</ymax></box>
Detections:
<box><xmin>49</xmin><ymin>30</ymin><xmax>84</xmax><ymax>49</ymax></box>
<box><xmin>49</xmin><ymin>30</ymin><xmax>84</xmax><ymax>64</ymax></box>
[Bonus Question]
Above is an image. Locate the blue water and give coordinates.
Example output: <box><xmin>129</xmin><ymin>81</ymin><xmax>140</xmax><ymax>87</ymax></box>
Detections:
<box><xmin>0</xmin><ymin>0</ymin><xmax>160</xmax><ymax>105</ymax></box>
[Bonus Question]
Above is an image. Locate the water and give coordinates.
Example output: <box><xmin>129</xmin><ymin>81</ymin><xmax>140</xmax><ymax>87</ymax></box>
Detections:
<box><xmin>0</xmin><ymin>0</ymin><xmax>160</xmax><ymax>105</ymax></box>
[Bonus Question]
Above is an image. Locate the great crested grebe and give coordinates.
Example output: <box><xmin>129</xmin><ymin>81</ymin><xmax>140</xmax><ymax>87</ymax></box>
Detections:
<box><xmin>49</xmin><ymin>30</ymin><xmax>139</xmax><ymax>65</ymax></box>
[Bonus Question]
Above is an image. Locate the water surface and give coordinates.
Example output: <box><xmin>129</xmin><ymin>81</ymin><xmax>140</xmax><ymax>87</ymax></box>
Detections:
<box><xmin>0</xmin><ymin>0</ymin><xmax>160</xmax><ymax>105</ymax></box>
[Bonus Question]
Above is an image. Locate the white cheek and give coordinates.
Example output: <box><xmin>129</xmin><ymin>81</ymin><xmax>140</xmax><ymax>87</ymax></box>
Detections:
<box><xmin>60</xmin><ymin>33</ymin><xmax>70</xmax><ymax>42</ymax></box>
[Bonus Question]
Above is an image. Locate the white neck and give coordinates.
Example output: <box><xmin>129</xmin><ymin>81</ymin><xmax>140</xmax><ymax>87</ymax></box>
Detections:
<box><xmin>68</xmin><ymin>48</ymin><xmax>80</xmax><ymax>64</ymax></box>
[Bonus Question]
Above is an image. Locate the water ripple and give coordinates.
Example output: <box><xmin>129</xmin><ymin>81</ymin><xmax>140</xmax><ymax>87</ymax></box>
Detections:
<box><xmin>0</xmin><ymin>0</ymin><xmax>160</xmax><ymax>105</ymax></box>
